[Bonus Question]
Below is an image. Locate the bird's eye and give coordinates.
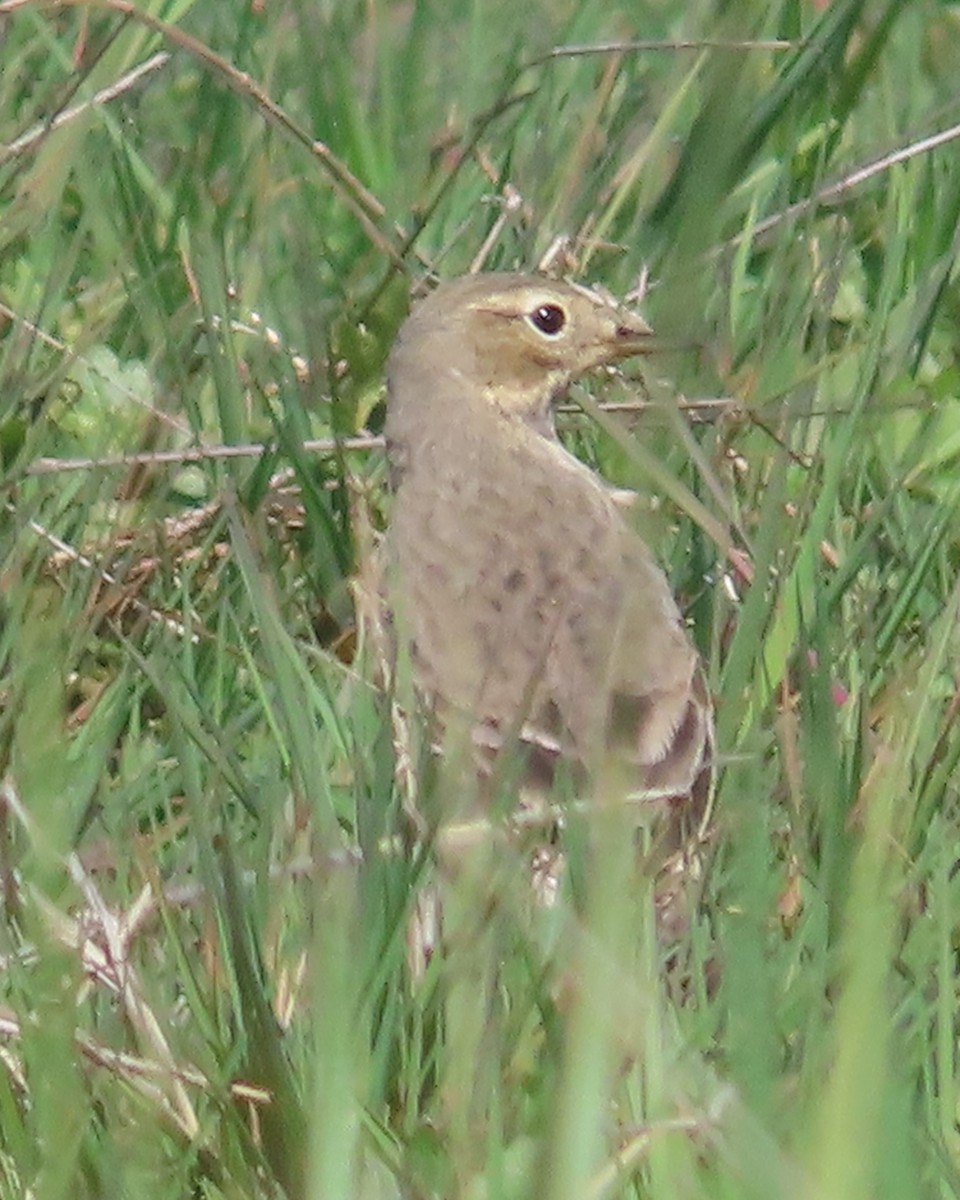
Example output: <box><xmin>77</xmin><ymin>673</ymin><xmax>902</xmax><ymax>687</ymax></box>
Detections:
<box><xmin>528</xmin><ymin>303</ymin><xmax>567</xmax><ymax>336</ymax></box>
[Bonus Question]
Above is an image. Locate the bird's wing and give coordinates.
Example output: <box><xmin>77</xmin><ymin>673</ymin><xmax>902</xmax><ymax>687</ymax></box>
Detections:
<box><xmin>607</xmin><ymin>528</ymin><xmax>713</xmax><ymax>812</ymax></box>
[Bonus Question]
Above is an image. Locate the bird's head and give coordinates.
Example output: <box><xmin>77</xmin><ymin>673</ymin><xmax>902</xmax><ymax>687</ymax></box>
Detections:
<box><xmin>387</xmin><ymin>273</ymin><xmax>655</xmax><ymax>433</ymax></box>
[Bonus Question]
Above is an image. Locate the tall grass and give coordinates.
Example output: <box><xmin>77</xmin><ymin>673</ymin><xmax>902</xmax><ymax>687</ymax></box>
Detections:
<box><xmin>1</xmin><ymin>1</ymin><xmax>960</xmax><ymax>1197</ymax></box>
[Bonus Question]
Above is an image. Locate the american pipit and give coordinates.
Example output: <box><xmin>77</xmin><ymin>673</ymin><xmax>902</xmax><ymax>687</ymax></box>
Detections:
<box><xmin>381</xmin><ymin>272</ymin><xmax>712</xmax><ymax>833</ymax></box>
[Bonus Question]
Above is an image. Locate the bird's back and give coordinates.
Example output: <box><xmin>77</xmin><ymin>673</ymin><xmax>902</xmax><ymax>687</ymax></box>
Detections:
<box><xmin>386</xmin><ymin>396</ymin><xmax>706</xmax><ymax>799</ymax></box>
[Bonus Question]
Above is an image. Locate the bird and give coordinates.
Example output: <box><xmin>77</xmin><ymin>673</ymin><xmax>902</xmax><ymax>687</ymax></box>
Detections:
<box><xmin>379</xmin><ymin>272</ymin><xmax>712</xmax><ymax>841</ymax></box>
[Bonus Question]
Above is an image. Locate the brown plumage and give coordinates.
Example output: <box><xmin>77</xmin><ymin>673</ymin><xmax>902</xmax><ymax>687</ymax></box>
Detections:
<box><xmin>381</xmin><ymin>273</ymin><xmax>712</xmax><ymax>826</ymax></box>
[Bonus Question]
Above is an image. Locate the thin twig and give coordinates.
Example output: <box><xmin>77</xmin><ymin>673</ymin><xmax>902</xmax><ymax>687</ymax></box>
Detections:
<box><xmin>0</xmin><ymin>52</ymin><xmax>171</xmax><ymax>164</ymax></box>
<box><xmin>26</xmin><ymin>436</ymin><xmax>385</xmax><ymax>476</ymax></box>
<box><xmin>23</xmin><ymin>398</ymin><xmax>745</xmax><ymax>478</ymax></box>
<box><xmin>728</xmin><ymin>119</ymin><xmax>960</xmax><ymax>250</ymax></box>
<box><xmin>546</xmin><ymin>38</ymin><xmax>799</xmax><ymax>60</ymax></box>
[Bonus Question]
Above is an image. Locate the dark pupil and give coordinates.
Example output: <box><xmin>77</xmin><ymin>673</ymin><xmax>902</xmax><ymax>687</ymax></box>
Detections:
<box><xmin>531</xmin><ymin>304</ymin><xmax>566</xmax><ymax>335</ymax></box>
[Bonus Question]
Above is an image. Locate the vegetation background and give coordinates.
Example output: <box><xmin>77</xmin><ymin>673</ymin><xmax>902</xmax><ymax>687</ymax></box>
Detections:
<box><xmin>1</xmin><ymin>0</ymin><xmax>959</xmax><ymax>1196</ymax></box>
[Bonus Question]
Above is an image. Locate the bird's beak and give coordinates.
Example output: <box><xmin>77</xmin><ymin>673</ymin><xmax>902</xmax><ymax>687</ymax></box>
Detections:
<box><xmin>608</xmin><ymin>312</ymin><xmax>656</xmax><ymax>360</ymax></box>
